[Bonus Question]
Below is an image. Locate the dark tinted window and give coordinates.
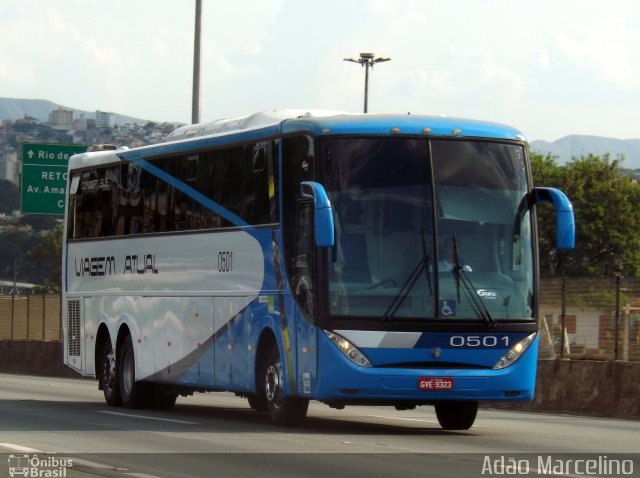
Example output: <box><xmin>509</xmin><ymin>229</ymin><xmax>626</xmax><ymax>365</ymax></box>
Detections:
<box><xmin>67</xmin><ymin>142</ymin><xmax>276</xmax><ymax>239</ymax></box>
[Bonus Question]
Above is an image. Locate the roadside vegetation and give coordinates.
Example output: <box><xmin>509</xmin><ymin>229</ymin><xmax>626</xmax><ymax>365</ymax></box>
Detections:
<box><xmin>1</xmin><ymin>152</ymin><xmax>639</xmax><ymax>291</ymax></box>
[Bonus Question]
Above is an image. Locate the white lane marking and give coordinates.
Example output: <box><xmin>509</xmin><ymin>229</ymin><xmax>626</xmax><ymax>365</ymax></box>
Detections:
<box><xmin>367</xmin><ymin>414</ymin><xmax>484</xmax><ymax>428</ymax></box>
<box><xmin>366</xmin><ymin>415</ymin><xmax>438</xmax><ymax>423</ymax></box>
<box><xmin>0</xmin><ymin>443</ymin><xmax>44</xmax><ymax>453</ymax></box>
<box><xmin>75</xmin><ymin>463</ymin><xmax>163</xmax><ymax>478</ymax></box>
<box><xmin>98</xmin><ymin>410</ymin><xmax>197</xmax><ymax>425</ymax></box>
<box><xmin>71</xmin><ymin>458</ymin><xmax>113</xmax><ymax>469</ymax></box>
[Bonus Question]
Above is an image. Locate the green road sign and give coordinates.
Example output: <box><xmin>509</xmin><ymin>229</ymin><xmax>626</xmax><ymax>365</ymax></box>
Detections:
<box><xmin>21</xmin><ymin>143</ymin><xmax>87</xmax><ymax>215</ymax></box>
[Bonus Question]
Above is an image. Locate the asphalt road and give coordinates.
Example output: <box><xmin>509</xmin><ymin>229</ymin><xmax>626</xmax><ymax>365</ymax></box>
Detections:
<box><xmin>0</xmin><ymin>373</ymin><xmax>638</xmax><ymax>478</ymax></box>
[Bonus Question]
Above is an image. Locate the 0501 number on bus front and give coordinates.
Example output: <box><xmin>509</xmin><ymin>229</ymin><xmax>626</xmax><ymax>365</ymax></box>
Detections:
<box><xmin>449</xmin><ymin>335</ymin><xmax>510</xmax><ymax>347</ymax></box>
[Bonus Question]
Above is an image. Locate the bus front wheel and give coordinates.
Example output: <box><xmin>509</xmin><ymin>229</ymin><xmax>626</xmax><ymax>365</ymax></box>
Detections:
<box><xmin>434</xmin><ymin>400</ymin><xmax>478</xmax><ymax>430</ymax></box>
<box><xmin>261</xmin><ymin>345</ymin><xmax>308</xmax><ymax>426</ymax></box>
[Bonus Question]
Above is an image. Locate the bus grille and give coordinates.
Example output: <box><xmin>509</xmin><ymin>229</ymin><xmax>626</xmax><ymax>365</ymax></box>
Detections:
<box><xmin>67</xmin><ymin>299</ymin><xmax>81</xmax><ymax>357</ymax></box>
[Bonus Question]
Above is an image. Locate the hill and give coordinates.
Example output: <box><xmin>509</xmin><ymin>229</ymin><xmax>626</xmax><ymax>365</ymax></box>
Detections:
<box><xmin>0</xmin><ymin>97</ymin><xmax>147</xmax><ymax>125</ymax></box>
<box><xmin>530</xmin><ymin>135</ymin><xmax>640</xmax><ymax>169</ymax></box>
<box><xmin>3</xmin><ymin>98</ymin><xmax>639</xmax><ymax>170</ymax></box>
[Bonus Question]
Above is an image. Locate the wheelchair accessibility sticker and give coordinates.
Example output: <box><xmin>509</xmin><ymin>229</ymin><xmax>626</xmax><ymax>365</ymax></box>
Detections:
<box><xmin>439</xmin><ymin>299</ymin><xmax>456</xmax><ymax>317</ymax></box>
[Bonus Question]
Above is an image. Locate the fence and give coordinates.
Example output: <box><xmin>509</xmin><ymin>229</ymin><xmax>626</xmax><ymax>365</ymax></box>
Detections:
<box><xmin>0</xmin><ymin>294</ymin><xmax>61</xmax><ymax>341</ymax></box>
<box><xmin>1</xmin><ymin>278</ymin><xmax>639</xmax><ymax>362</ymax></box>
<box><xmin>539</xmin><ymin>276</ymin><xmax>640</xmax><ymax>362</ymax></box>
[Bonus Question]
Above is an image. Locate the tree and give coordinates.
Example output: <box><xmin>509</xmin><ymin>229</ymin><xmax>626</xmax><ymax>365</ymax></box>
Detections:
<box><xmin>18</xmin><ymin>215</ymin><xmax>60</xmax><ymax>231</ymax></box>
<box><xmin>25</xmin><ymin>223</ymin><xmax>63</xmax><ymax>291</ymax></box>
<box><xmin>0</xmin><ymin>179</ymin><xmax>20</xmax><ymax>213</ymax></box>
<box><xmin>532</xmin><ymin>152</ymin><xmax>640</xmax><ymax>276</ymax></box>
<box><xmin>0</xmin><ymin>230</ymin><xmax>42</xmax><ymax>284</ymax></box>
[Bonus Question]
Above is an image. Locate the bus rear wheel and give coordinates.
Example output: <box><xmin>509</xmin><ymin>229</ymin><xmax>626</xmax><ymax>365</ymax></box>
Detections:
<box><xmin>261</xmin><ymin>345</ymin><xmax>308</xmax><ymax>426</ymax></box>
<box><xmin>434</xmin><ymin>400</ymin><xmax>478</xmax><ymax>430</ymax></box>
<box><xmin>101</xmin><ymin>340</ymin><xmax>121</xmax><ymax>407</ymax></box>
<box><xmin>118</xmin><ymin>334</ymin><xmax>147</xmax><ymax>408</ymax></box>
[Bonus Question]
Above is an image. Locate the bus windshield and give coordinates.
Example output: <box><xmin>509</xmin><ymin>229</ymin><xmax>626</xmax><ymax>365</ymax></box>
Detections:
<box><xmin>323</xmin><ymin>137</ymin><xmax>533</xmax><ymax>322</ymax></box>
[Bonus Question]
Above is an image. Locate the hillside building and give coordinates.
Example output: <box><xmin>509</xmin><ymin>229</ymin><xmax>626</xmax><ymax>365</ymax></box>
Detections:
<box><xmin>0</xmin><ymin>149</ymin><xmax>19</xmax><ymax>185</ymax></box>
<box><xmin>49</xmin><ymin>108</ymin><xmax>73</xmax><ymax>130</ymax></box>
<box><xmin>96</xmin><ymin>111</ymin><xmax>115</xmax><ymax>129</ymax></box>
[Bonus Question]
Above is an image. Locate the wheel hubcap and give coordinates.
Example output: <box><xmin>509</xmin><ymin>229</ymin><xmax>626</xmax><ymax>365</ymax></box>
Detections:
<box><xmin>103</xmin><ymin>351</ymin><xmax>116</xmax><ymax>392</ymax></box>
<box><xmin>265</xmin><ymin>363</ymin><xmax>282</xmax><ymax>404</ymax></box>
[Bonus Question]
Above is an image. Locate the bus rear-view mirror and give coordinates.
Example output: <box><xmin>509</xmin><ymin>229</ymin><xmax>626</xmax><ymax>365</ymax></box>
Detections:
<box><xmin>300</xmin><ymin>181</ymin><xmax>335</xmax><ymax>248</ymax></box>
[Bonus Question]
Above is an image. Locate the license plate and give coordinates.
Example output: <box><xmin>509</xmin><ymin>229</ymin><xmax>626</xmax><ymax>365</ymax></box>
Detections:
<box><xmin>418</xmin><ymin>377</ymin><xmax>454</xmax><ymax>390</ymax></box>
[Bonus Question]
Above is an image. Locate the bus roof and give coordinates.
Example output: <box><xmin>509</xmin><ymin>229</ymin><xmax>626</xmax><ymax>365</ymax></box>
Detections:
<box><xmin>167</xmin><ymin>110</ymin><xmax>525</xmax><ymax>142</ymax></box>
<box><xmin>281</xmin><ymin>113</ymin><xmax>525</xmax><ymax>140</ymax></box>
<box><xmin>166</xmin><ymin>110</ymin><xmax>347</xmax><ymax>141</ymax></box>
<box><xmin>69</xmin><ymin>110</ymin><xmax>526</xmax><ymax>170</ymax></box>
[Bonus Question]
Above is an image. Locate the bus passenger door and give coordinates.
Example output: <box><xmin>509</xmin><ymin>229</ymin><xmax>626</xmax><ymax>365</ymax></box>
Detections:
<box><xmin>282</xmin><ymin>135</ymin><xmax>319</xmax><ymax>398</ymax></box>
<box><xmin>292</xmin><ymin>200</ymin><xmax>318</xmax><ymax>397</ymax></box>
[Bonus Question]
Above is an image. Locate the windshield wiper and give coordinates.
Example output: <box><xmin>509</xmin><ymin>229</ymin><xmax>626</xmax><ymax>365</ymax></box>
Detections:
<box><xmin>382</xmin><ymin>228</ymin><xmax>432</xmax><ymax>324</ymax></box>
<box><xmin>451</xmin><ymin>235</ymin><xmax>497</xmax><ymax>328</ymax></box>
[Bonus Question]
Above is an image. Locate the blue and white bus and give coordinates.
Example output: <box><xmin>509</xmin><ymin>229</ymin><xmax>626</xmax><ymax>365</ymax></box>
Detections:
<box><xmin>62</xmin><ymin>111</ymin><xmax>574</xmax><ymax>429</ymax></box>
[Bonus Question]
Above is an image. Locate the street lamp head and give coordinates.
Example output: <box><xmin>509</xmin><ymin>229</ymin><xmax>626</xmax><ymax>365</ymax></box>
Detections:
<box><xmin>344</xmin><ymin>54</ymin><xmax>391</xmax><ymax>66</ymax></box>
<box><xmin>343</xmin><ymin>51</ymin><xmax>391</xmax><ymax>113</ymax></box>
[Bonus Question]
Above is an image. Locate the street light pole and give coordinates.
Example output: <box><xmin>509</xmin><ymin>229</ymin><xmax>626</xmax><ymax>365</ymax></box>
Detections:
<box><xmin>192</xmin><ymin>0</ymin><xmax>202</xmax><ymax>124</ymax></box>
<box><xmin>363</xmin><ymin>59</ymin><xmax>370</xmax><ymax>113</ymax></box>
<box><xmin>343</xmin><ymin>52</ymin><xmax>391</xmax><ymax>113</ymax></box>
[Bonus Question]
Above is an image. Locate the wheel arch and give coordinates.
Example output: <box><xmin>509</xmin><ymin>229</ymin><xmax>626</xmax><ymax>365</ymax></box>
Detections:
<box><xmin>116</xmin><ymin>323</ymin><xmax>133</xmax><ymax>353</ymax></box>
<box><xmin>254</xmin><ymin>324</ymin><xmax>299</xmax><ymax>398</ymax></box>
<box><xmin>116</xmin><ymin>323</ymin><xmax>134</xmax><ymax>379</ymax></box>
<box><xmin>255</xmin><ymin>327</ymin><xmax>279</xmax><ymax>392</ymax></box>
<box><xmin>256</xmin><ymin>327</ymin><xmax>278</xmax><ymax>363</ymax></box>
<box><xmin>95</xmin><ymin>322</ymin><xmax>112</xmax><ymax>385</ymax></box>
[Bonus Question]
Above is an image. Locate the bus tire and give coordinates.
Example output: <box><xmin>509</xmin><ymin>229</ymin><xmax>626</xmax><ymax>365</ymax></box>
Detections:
<box><xmin>434</xmin><ymin>400</ymin><xmax>478</xmax><ymax>430</ymax></box>
<box><xmin>118</xmin><ymin>334</ymin><xmax>147</xmax><ymax>409</ymax></box>
<box><xmin>101</xmin><ymin>340</ymin><xmax>122</xmax><ymax>407</ymax></box>
<box><xmin>261</xmin><ymin>345</ymin><xmax>308</xmax><ymax>426</ymax></box>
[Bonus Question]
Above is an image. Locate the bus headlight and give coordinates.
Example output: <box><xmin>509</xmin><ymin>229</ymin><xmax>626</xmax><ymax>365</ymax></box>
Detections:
<box><xmin>324</xmin><ymin>330</ymin><xmax>372</xmax><ymax>367</ymax></box>
<box><xmin>493</xmin><ymin>332</ymin><xmax>536</xmax><ymax>369</ymax></box>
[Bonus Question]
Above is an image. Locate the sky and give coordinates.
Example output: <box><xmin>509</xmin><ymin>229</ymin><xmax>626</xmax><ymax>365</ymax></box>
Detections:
<box><xmin>1</xmin><ymin>0</ymin><xmax>640</xmax><ymax>141</ymax></box>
